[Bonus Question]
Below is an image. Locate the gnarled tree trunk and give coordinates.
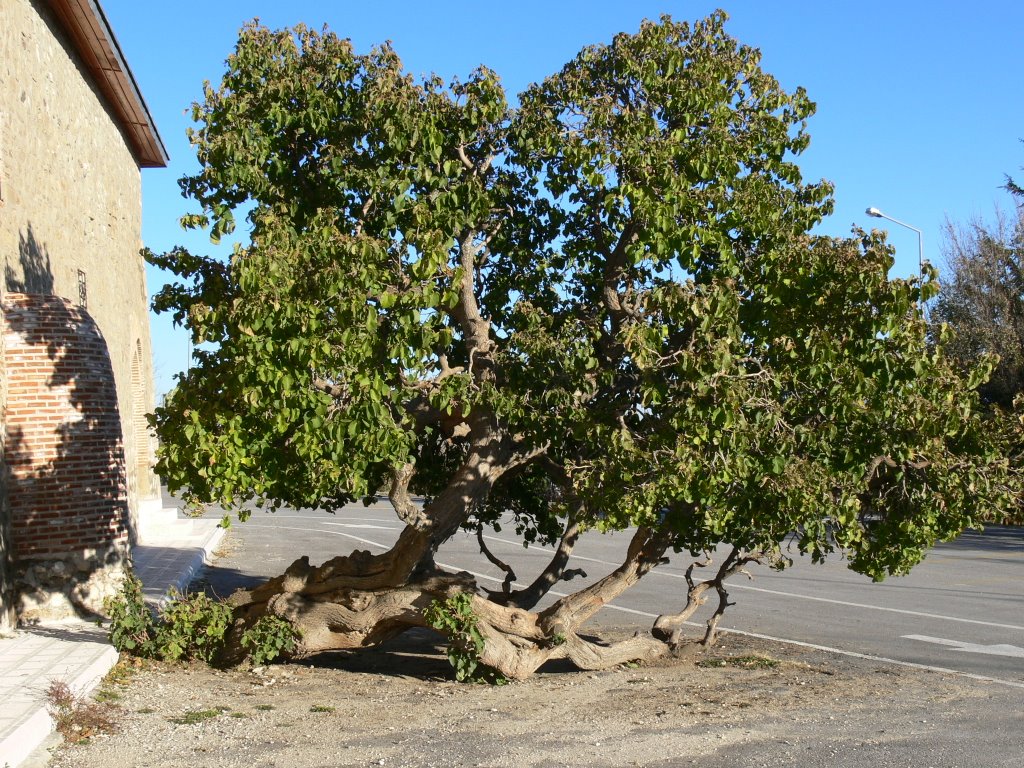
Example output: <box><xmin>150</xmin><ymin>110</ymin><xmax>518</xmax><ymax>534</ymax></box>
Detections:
<box><xmin>220</xmin><ymin>520</ymin><xmax>703</xmax><ymax>679</ymax></box>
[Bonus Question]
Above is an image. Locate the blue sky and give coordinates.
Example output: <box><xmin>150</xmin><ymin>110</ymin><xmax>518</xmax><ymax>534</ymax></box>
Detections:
<box><xmin>98</xmin><ymin>0</ymin><xmax>1024</xmax><ymax>398</ymax></box>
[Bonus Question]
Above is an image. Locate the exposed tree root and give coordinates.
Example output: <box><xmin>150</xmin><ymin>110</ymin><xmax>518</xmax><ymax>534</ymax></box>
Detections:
<box><xmin>219</xmin><ymin>529</ymin><xmax>758</xmax><ymax>678</ymax></box>
<box><xmin>219</xmin><ymin>529</ymin><xmax>677</xmax><ymax>678</ymax></box>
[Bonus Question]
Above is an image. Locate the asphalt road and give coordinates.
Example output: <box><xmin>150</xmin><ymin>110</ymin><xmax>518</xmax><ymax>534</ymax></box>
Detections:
<box><xmin>190</xmin><ymin>496</ymin><xmax>1024</xmax><ymax>690</ymax></box>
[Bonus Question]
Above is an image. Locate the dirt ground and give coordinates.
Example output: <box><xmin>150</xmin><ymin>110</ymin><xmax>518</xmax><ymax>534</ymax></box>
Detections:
<box><xmin>44</xmin><ymin>628</ymin><xmax>1022</xmax><ymax>768</ymax></box>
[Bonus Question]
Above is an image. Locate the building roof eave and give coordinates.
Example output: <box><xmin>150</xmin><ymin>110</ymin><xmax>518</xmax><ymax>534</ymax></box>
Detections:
<box><xmin>46</xmin><ymin>0</ymin><xmax>169</xmax><ymax>168</ymax></box>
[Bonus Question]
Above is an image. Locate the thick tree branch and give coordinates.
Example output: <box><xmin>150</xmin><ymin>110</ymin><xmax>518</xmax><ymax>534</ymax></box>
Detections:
<box><xmin>539</xmin><ymin>525</ymin><xmax>672</xmax><ymax>635</ymax></box>
<box><xmin>652</xmin><ymin>546</ymin><xmax>762</xmax><ymax>647</ymax></box>
<box><xmin>312</xmin><ymin>377</ymin><xmax>348</xmax><ymax>400</ymax></box>
<box><xmin>456</xmin><ymin>144</ymin><xmax>497</xmax><ymax>176</ymax></box>
<box><xmin>452</xmin><ymin>230</ymin><xmax>494</xmax><ymax>365</ymax></box>
<box><xmin>506</xmin><ymin>507</ymin><xmax>585</xmax><ymax>610</ymax></box>
<box><xmin>389</xmin><ymin>462</ymin><xmax>427</xmax><ymax>528</ymax></box>
<box><xmin>477</xmin><ymin>524</ymin><xmax>517</xmax><ymax>598</ymax></box>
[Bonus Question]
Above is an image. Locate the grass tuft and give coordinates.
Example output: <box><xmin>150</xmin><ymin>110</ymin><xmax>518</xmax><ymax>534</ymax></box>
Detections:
<box><xmin>696</xmin><ymin>654</ymin><xmax>779</xmax><ymax>670</ymax></box>
<box><xmin>167</xmin><ymin>708</ymin><xmax>225</xmax><ymax>725</ymax></box>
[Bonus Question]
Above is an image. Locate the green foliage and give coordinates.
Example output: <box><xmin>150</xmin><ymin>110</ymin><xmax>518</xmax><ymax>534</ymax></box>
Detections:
<box><xmin>104</xmin><ymin>573</ymin><xmax>156</xmax><ymax>657</ymax></box>
<box><xmin>424</xmin><ymin>593</ymin><xmax>507</xmax><ymax>684</ymax></box>
<box><xmin>104</xmin><ymin>573</ymin><xmax>233</xmax><ymax>664</ymax></box>
<box><xmin>931</xmin><ymin>207</ymin><xmax>1024</xmax><ymax>409</ymax></box>
<box><xmin>241</xmin><ymin>614</ymin><xmax>301</xmax><ymax>665</ymax></box>
<box><xmin>154</xmin><ymin>589</ymin><xmax>233</xmax><ymax>663</ymax></box>
<box><xmin>148</xmin><ymin>10</ymin><xmax>1021</xmax><ymax>616</ymax></box>
<box><xmin>168</xmin><ymin>707</ymin><xmax>227</xmax><ymax>725</ymax></box>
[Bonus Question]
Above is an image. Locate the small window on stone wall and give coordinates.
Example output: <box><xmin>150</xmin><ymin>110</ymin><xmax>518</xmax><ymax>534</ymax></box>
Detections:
<box><xmin>77</xmin><ymin>269</ymin><xmax>87</xmax><ymax>308</ymax></box>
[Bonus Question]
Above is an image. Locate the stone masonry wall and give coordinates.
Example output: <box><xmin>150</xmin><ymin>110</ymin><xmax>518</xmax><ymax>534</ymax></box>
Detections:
<box><xmin>0</xmin><ymin>275</ymin><xmax>11</xmax><ymax>632</ymax></box>
<box><xmin>3</xmin><ymin>293</ymin><xmax>129</xmax><ymax>620</ymax></box>
<box><xmin>0</xmin><ymin>0</ymin><xmax>161</xmax><ymax>547</ymax></box>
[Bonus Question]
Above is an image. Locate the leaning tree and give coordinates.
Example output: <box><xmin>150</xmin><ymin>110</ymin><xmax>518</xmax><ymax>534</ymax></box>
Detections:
<box><xmin>148</xmin><ymin>13</ymin><xmax>1020</xmax><ymax>679</ymax></box>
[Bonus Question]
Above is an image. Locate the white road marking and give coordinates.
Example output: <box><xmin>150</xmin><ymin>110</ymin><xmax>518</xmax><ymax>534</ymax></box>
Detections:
<box><xmin>723</xmin><ymin>629</ymin><xmax>1024</xmax><ymax>690</ymax></box>
<box><xmin>902</xmin><ymin>635</ymin><xmax>1024</xmax><ymax>658</ymax></box>
<box><xmin>250</xmin><ymin>514</ymin><xmax>397</xmax><ymax>523</ymax></box>
<box><xmin>241</xmin><ymin>524</ymin><xmax>393</xmax><ymax>552</ymax></box>
<box><xmin>226</xmin><ymin>521</ymin><xmax>1024</xmax><ymax>690</ymax></box>
<box><xmin>477</xmin><ymin>532</ymin><xmax>1024</xmax><ymax>632</ymax></box>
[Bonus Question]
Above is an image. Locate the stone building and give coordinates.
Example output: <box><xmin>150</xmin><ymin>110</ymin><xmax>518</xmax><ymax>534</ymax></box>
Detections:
<box><xmin>0</xmin><ymin>0</ymin><xmax>168</xmax><ymax>629</ymax></box>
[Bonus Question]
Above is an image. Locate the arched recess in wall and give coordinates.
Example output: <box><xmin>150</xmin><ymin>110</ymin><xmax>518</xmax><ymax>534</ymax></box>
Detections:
<box><xmin>2</xmin><ymin>293</ymin><xmax>129</xmax><ymax>618</ymax></box>
<box><xmin>130</xmin><ymin>339</ymin><xmax>155</xmax><ymax>499</ymax></box>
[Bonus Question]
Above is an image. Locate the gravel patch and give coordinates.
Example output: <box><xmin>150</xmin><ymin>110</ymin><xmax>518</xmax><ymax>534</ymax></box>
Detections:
<box><xmin>43</xmin><ymin>630</ymin><xmax>1023</xmax><ymax>767</ymax></box>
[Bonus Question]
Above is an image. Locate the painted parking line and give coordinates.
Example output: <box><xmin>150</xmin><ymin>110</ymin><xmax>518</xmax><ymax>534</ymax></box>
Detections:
<box><xmin>477</xmin><ymin>532</ymin><xmax>1024</xmax><ymax>632</ymax></box>
<box><xmin>902</xmin><ymin>635</ymin><xmax>1024</xmax><ymax>658</ymax></box>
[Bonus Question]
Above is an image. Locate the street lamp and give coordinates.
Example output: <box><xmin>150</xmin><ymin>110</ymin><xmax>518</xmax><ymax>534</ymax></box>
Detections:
<box><xmin>865</xmin><ymin>207</ymin><xmax>924</xmax><ymax>275</ymax></box>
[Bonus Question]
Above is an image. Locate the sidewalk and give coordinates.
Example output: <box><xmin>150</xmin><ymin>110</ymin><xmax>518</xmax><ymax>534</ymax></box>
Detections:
<box><xmin>0</xmin><ymin>515</ymin><xmax>224</xmax><ymax>768</ymax></box>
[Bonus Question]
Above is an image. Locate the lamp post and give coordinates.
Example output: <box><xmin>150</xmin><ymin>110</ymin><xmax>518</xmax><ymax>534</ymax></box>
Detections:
<box><xmin>865</xmin><ymin>207</ymin><xmax>924</xmax><ymax>275</ymax></box>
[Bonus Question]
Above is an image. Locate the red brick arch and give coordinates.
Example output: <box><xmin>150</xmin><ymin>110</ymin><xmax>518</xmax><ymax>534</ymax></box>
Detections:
<box><xmin>2</xmin><ymin>293</ymin><xmax>128</xmax><ymax>613</ymax></box>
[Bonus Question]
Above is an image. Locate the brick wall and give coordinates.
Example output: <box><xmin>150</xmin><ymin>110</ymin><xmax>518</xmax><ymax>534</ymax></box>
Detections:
<box><xmin>0</xmin><ymin>0</ymin><xmax>160</xmax><ymax>547</ymax></box>
<box><xmin>2</xmin><ymin>293</ymin><xmax>128</xmax><ymax>619</ymax></box>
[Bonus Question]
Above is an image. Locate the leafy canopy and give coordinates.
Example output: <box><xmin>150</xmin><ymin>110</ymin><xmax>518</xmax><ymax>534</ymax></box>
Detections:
<box><xmin>149</xmin><ymin>12</ymin><xmax>1019</xmax><ymax>582</ymax></box>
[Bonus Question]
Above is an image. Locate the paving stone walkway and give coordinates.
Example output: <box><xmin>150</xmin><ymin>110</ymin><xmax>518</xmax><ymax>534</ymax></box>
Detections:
<box><xmin>0</xmin><ymin>516</ymin><xmax>223</xmax><ymax>768</ymax></box>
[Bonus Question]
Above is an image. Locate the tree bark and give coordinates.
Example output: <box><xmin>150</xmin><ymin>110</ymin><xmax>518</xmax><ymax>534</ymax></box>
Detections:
<box><xmin>539</xmin><ymin>526</ymin><xmax>672</xmax><ymax>635</ymax></box>
<box><xmin>504</xmin><ymin>514</ymin><xmax>584</xmax><ymax>610</ymax></box>
<box><xmin>220</xmin><ymin>523</ymin><xmax>678</xmax><ymax>678</ymax></box>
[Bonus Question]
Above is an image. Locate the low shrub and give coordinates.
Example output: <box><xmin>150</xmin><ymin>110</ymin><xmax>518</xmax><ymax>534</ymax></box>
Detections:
<box><xmin>104</xmin><ymin>569</ymin><xmax>299</xmax><ymax>667</ymax></box>
<box><xmin>154</xmin><ymin>589</ymin><xmax>233</xmax><ymax>663</ymax></box>
<box><xmin>240</xmin><ymin>614</ymin><xmax>301</xmax><ymax>665</ymax></box>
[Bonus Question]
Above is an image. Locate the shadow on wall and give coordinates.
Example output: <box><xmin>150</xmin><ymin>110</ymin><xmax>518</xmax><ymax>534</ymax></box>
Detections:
<box><xmin>2</xmin><ymin>226</ymin><xmax>130</xmax><ymax>621</ymax></box>
<box><xmin>6</xmin><ymin>223</ymin><xmax>56</xmax><ymax>295</ymax></box>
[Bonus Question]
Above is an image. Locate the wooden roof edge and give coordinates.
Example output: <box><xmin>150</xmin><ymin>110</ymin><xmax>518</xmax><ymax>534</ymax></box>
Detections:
<box><xmin>47</xmin><ymin>0</ymin><xmax>169</xmax><ymax>168</ymax></box>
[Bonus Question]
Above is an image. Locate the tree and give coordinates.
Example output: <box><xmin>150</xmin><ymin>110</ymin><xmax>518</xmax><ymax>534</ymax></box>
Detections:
<box><xmin>148</xmin><ymin>13</ymin><xmax>1020</xmax><ymax>679</ymax></box>
<box><xmin>930</xmin><ymin>206</ymin><xmax>1024</xmax><ymax>409</ymax></box>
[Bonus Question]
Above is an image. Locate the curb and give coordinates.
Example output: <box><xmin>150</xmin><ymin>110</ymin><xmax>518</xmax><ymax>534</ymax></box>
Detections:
<box><xmin>155</xmin><ymin>522</ymin><xmax>226</xmax><ymax>604</ymax></box>
<box><xmin>0</xmin><ymin>643</ymin><xmax>119</xmax><ymax>768</ymax></box>
<box><xmin>1</xmin><ymin>520</ymin><xmax>225</xmax><ymax>768</ymax></box>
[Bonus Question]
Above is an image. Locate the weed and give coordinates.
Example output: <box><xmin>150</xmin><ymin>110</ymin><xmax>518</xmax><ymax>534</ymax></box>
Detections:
<box><xmin>230</xmin><ymin>712</ymin><xmax>249</xmax><ymax>719</ymax></box>
<box><xmin>254</xmin><ymin>704</ymin><xmax>275</xmax><ymax>711</ymax></box>
<box><xmin>137</xmin><ymin>707</ymin><xmax>156</xmax><ymax>714</ymax></box>
<box><xmin>423</xmin><ymin>593</ymin><xmax>508</xmax><ymax>685</ymax></box>
<box><xmin>92</xmin><ymin>660</ymin><xmax>138</xmax><ymax>705</ymax></box>
<box><xmin>45</xmin><ymin>680</ymin><xmax>117</xmax><ymax>745</ymax></box>
<box><xmin>155</xmin><ymin>589</ymin><xmax>232</xmax><ymax>663</ymax></box>
<box><xmin>167</xmin><ymin>708</ymin><xmax>224</xmax><ymax>725</ymax></box>
<box><xmin>104</xmin><ymin>571</ymin><xmax>233</xmax><ymax>664</ymax></box>
<box><xmin>241</xmin><ymin>614</ymin><xmax>301</xmax><ymax>665</ymax></box>
<box><xmin>102</xmin><ymin>660</ymin><xmax>139</xmax><ymax>687</ymax></box>
<box><xmin>103</xmin><ymin>573</ymin><xmax>156</xmax><ymax>657</ymax></box>
<box><xmin>696</xmin><ymin>654</ymin><xmax>779</xmax><ymax>670</ymax></box>
<box><xmin>309</xmin><ymin>704</ymin><xmax>335</xmax><ymax>713</ymax></box>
